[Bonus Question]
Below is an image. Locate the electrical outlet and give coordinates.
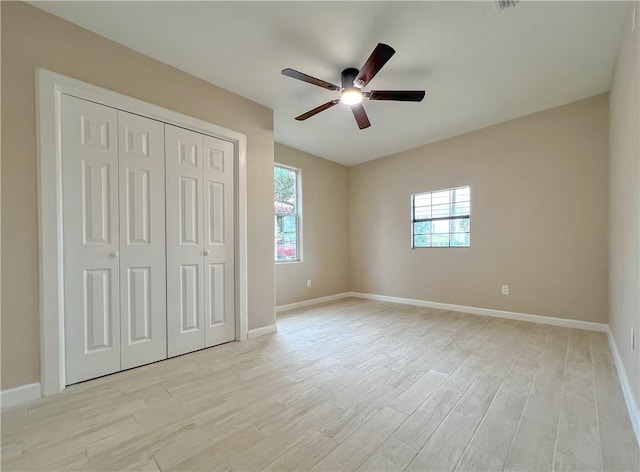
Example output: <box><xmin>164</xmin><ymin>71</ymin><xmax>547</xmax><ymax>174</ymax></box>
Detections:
<box><xmin>501</xmin><ymin>284</ymin><xmax>510</xmax><ymax>295</ymax></box>
<box><xmin>306</xmin><ymin>279</ymin><xmax>312</xmax><ymax>288</ymax></box>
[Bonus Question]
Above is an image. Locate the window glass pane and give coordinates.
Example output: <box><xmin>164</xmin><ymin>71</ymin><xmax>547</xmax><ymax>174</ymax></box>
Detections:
<box><xmin>431</xmin><ymin>234</ymin><xmax>450</xmax><ymax>247</ymax></box>
<box><xmin>414</xmin><ymin>193</ymin><xmax>431</xmax><ymax>207</ymax></box>
<box><xmin>431</xmin><ymin>219</ymin><xmax>449</xmax><ymax>234</ymax></box>
<box><xmin>452</xmin><ymin>201</ymin><xmax>470</xmax><ymax>216</ymax></box>
<box><xmin>450</xmin><ymin>218</ymin><xmax>470</xmax><ymax>233</ymax></box>
<box><xmin>451</xmin><ymin>233</ymin><xmax>470</xmax><ymax>247</ymax></box>
<box><xmin>274</xmin><ymin>166</ymin><xmax>297</xmax><ymax>214</ymax></box>
<box><xmin>431</xmin><ymin>190</ymin><xmax>450</xmax><ymax>206</ymax></box>
<box><xmin>413</xmin><ymin>221</ymin><xmax>432</xmax><ymax>235</ymax></box>
<box><xmin>414</xmin><ymin>206</ymin><xmax>431</xmax><ymax>220</ymax></box>
<box><xmin>431</xmin><ymin>203</ymin><xmax>451</xmax><ymax>218</ymax></box>
<box><xmin>275</xmin><ymin>215</ymin><xmax>298</xmax><ymax>261</ymax></box>
<box><xmin>452</xmin><ymin>187</ymin><xmax>470</xmax><ymax>202</ymax></box>
<box><xmin>414</xmin><ymin>234</ymin><xmax>431</xmax><ymax>247</ymax></box>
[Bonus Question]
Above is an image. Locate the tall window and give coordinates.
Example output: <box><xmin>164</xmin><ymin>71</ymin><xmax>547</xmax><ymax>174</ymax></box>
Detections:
<box><xmin>274</xmin><ymin>165</ymin><xmax>301</xmax><ymax>262</ymax></box>
<box><xmin>412</xmin><ymin>186</ymin><xmax>470</xmax><ymax>248</ymax></box>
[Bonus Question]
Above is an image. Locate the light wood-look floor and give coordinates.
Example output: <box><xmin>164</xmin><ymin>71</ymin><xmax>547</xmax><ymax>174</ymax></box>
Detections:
<box><xmin>2</xmin><ymin>298</ymin><xmax>638</xmax><ymax>471</ymax></box>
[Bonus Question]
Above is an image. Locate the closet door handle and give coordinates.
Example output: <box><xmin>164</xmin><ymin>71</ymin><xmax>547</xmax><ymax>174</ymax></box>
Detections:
<box><xmin>203</xmin><ymin>250</ymin><xmax>210</xmax><ymax>256</ymax></box>
<box><xmin>109</xmin><ymin>251</ymin><xmax>119</xmax><ymax>259</ymax></box>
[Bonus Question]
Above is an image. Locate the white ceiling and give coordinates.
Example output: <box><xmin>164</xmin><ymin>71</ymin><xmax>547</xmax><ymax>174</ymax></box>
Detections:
<box><xmin>31</xmin><ymin>1</ymin><xmax>627</xmax><ymax>166</ymax></box>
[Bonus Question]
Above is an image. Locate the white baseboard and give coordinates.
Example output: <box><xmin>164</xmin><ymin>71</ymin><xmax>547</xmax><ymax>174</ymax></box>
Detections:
<box><xmin>247</xmin><ymin>323</ymin><xmax>278</xmax><ymax>339</ymax></box>
<box><xmin>276</xmin><ymin>292</ymin><xmax>352</xmax><ymax>313</ymax></box>
<box><xmin>607</xmin><ymin>328</ymin><xmax>640</xmax><ymax>445</ymax></box>
<box><xmin>1</xmin><ymin>382</ymin><xmax>41</xmax><ymax>409</ymax></box>
<box><xmin>349</xmin><ymin>292</ymin><xmax>609</xmax><ymax>332</ymax></box>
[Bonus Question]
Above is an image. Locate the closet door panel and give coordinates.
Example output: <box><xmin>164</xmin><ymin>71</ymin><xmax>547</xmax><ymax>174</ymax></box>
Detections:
<box><xmin>203</xmin><ymin>136</ymin><xmax>236</xmax><ymax>346</ymax></box>
<box><xmin>62</xmin><ymin>95</ymin><xmax>120</xmax><ymax>384</ymax></box>
<box><xmin>166</xmin><ymin>125</ymin><xmax>206</xmax><ymax>357</ymax></box>
<box><xmin>118</xmin><ymin>111</ymin><xmax>167</xmax><ymax>369</ymax></box>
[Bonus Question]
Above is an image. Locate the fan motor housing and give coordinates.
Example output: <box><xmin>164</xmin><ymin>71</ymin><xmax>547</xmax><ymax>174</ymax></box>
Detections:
<box><xmin>341</xmin><ymin>68</ymin><xmax>360</xmax><ymax>90</ymax></box>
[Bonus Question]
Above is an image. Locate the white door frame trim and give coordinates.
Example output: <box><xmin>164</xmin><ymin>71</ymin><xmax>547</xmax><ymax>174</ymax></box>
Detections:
<box><xmin>36</xmin><ymin>68</ymin><xmax>249</xmax><ymax>396</ymax></box>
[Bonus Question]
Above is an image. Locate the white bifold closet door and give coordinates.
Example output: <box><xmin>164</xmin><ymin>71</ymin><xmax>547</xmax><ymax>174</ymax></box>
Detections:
<box><xmin>165</xmin><ymin>125</ymin><xmax>235</xmax><ymax>357</ymax></box>
<box><xmin>62</xmin><ymin>95</ymin><xmax>167</xmax><ymax>384</ymax></box>
<box><xmin>117</xmin><ymin>111</ymin><xmax>167</xmax><ymax>370</ymax></box>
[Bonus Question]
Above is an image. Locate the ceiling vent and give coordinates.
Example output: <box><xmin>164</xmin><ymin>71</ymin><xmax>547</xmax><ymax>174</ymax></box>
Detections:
<box><xmin>494</xmin><ymin>0</ymin><xmax>519</xmax><ymax>12</ymax></box>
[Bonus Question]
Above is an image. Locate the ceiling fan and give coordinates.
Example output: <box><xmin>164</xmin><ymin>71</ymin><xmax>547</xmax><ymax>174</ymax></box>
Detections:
<box><xmin>282</xmin><ymin>43</ymin><xmax>425</xmax><ymax>130</ymax></box>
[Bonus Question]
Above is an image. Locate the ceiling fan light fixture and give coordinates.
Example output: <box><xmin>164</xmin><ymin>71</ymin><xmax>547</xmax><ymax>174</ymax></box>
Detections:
<box><xmin>340</xmin><ymin>88</ymin><xmax>363</xmax><ymax>106</ymax></box>
<box><xmin>282</xmin><ymin>44</ymin><xmax>425</xmax><ymax>128</ymax></box>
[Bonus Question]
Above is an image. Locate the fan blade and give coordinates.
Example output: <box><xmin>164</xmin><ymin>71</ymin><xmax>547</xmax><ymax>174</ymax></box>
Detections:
<box><xmin>353</xmin><ymin>43</ymin><xmax>396</xmax><ymax>88</ymax></box>
<box><xmin>367</xmin><ymin>90</ymin><xmax>426</xmax><ymax>102</ymax></box>
<box><xmin>282</xmin><ymin>68</ymin><xmax>340</xmax><ymax>91</ymax></box>
<box><xmin>351</xmin><ymin>104</ymin><xmax>371</xmax><ymax>129</ymax></box>
<box><xmin>295</xmin><ymin>99</ymin><xmax>340</xmax><ymax>121</ymax></box>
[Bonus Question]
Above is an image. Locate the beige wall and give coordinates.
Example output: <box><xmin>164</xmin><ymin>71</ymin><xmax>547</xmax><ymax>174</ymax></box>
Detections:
<box><xmin>609</xmin><ymin>2</ymin><xmax>639</xmax><ymax>408</ymax></box>
<box><xmin>349</xmin><ymin>94</ymin><xmax>609</xmax><ymax>324</ymax></box>
<box><xmin>0</xmin><ymin>2</ymin><xmax>275</xmax><ymax>390</ymax></box>
<box><xmin>275</xmin><ymin>144</ymin><xmax>350</xmax><ymax>307</ymax></box>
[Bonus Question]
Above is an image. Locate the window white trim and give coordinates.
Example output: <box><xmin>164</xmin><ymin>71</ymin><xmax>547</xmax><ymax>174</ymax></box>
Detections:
<box><xmin>36</xmin><ymin>68</ymin><xmax>248</xmax><ymax>396</ymax></box>
<box><xmin>274</xmin><ymin>163</ymin><xmax>303</xmax><ymax>263</ymax></box>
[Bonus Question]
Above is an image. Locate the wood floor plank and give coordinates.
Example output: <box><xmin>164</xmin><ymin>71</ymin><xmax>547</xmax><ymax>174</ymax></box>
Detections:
<box><xmin>388</xmin><ymin>370</ymin><xmax>448</xmax><ymax>415</ymax></box>
<box><xmin>554</xmin><ymin>358</ymin><xmax>603</xmax><ymax>471</ymax></box>
<box><xmin>588</xmin><ymin>331</ymin><xmax>611</xmax><ymax>356</ymax></box>
<box><xmin>439</xmin><ymin>349</ymin><xmax>496</xmax><ymax>393</ymax></box>
<box><xmin>431</xmin><ymin>346</ymin><xmax>474</xmax><ymax>375</ymax></box>
<box><xmin>503</xmin><ymin>342</ymin><xmax>566</xmax><ymax>472</ymax></box>
<box><xmin>166</xmin><ymin>372</ymin><xmax>243</xmax><ymax>398</ymax></box>
<box><xmin>599</xmin><ymin>421</ymin><xmax>640</xmax><ymax>472</ymax></box>
<box><xmin>228</xmin><ymin>423</ymin><xmax>315</xmax><ymax>471</ymax></box>
<box><xmin>562</xmin><ymin>363</ymin><xmax>596</xmax><ymax>402</ymax></box>
<box><xmin>253</xmin><ymin>395</ymin><xmax>344</xmax><ymax>436</ymax></box>
<box><xmin>503</xmin><ymin>415</ymin><xmax>558</xmax><ymax>472</ymax></box>
<box><xmin>155</xmin><ymin>425</ymin><xmax>266</xmax><ymax>471</ymax></box>
<box><xmin>21</xmin><ymin>414</ymin><xmax>139</xmax><ymax>456</ymax></box>
<box><xmin>327</xmin><ymin>379</ymin><xmax>399</xmax><ymax>412</ymax></box>
<box><xmin>356</xmin><ymin>437</ymin><xmax>417</xmax><ymax>471</ymax></box>
<box><xmin>272</xmin><ymin>373</ymin><xmax>345</xmax><ymax>406</ymax></box>
<box><xmin>133</xmin><ymin>390</ymin><xmax>226</xmax><ymax>428</ymax></box>
<box><xmin>459</xmin><ymin>390</ymin><xmax>527</xmax><ymax>465</ymax></box>
<box><xmin>566</xmin><ymin>329</ymin><xmax>593</xmax><ymax>366</ymax></box>
<box><xmin>592</xmin><ymin>351</ymin><xmax>635</xmax><ymax>428</ymax></box>
<box><xmin>2</xmin><ymin>440</ymin><xmax>88</xmax><ymax>472</ymax></box>
<box><xmin>454</xmin><ymin>446</ymin><xmax>503</xmax><ymax>472</ymax></box>
<box><xmin>86</xmin><ymin>419</ymin><xmax>198</xmax><ymax>469</ymax></box>
<box><xmin>405</xmin><ymin>411</ymin><xmax>481</xmax><ymax>472</ymax></box>
<box><xmin>312</xmin><ymin>407</ymin><xmax>407</xmax><ymax>471</ymax></box>
<box><xmin>264</xmin><ymin>430</ymin><xmax>338</xmax><ymax>472</ymax></box>
<box><xmin>452</xmin><ymin>374</ymin><xmax>504</xmax><ymax>419</ymax></box>
<box><xmin>391</xmin><ymin>386</ymin><xmax>465</xmax><ymax>450</ymax></box>
<box><xmin>0</xmin><ymin>442</ymin><xmax>23</xmax><ymax>463</ymax></box>
<box><xmin>319</xmin><ymin>402</ymin><xmax>390</xmax><ymax>443</ymax></box>
<box><xmin>190</xmin><ymin>396</ymin><xmax>279</xmax><ymax>430</ymax></box>
<box><xmin>500</xmin><ymin>357</ymin><xmax>539</xmax><ymax>397</ymax></box>
<box><xmin>67</xmin><ymin>452</ymin><xmax>161</xmax><ymax>471</ymax></box>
